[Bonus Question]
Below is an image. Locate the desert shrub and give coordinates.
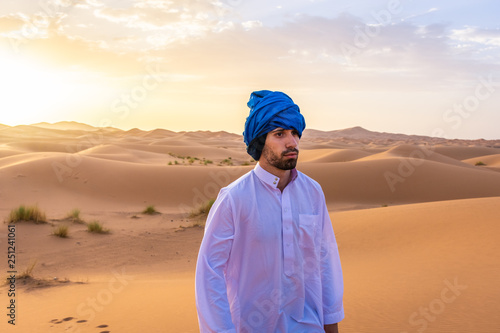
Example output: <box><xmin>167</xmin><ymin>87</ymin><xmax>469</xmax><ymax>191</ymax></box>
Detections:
<box><xmin>142</xmin><ymin>205</ymin><xmax>158</xmax><ymax>215</ymax></box>
<box><xmin>220</xmin><ymin>158</ymin><xmax>233</xmax><ymax>166</ymax></box>
<box><xmin>52</xmin><ymin>225</ymin><xmax>69</xmax><ymax>238</ymax></box>
<box><xmin>8</xmin><ymin>204</ymin><xmax>46</xmax><ymax>223</ymax></box>
<box><xmin>190</xmin><ymin>198</ymin><xmax>216</xmax><ymax>218</ymax></box>
<box><xmin>66</xmin><ymin>208</ymin><xmax>84</xmax><ymax>223</ymax></box>
<box><xmin>475</xmin><ymin>161</ymin><xmax>486</xmax><ymax>166</ymax></box>
<box><xmin>17</xmin><ymin>261</ymin><xmax>37</xmax><ymax>280</ymax></box>
<box><xmin>87</xmin><ymin>221</ymin><xmax>109</xmax><ymax>234</ymax></box>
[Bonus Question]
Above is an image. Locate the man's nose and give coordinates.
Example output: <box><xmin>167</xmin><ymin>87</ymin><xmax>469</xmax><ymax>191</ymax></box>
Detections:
<box><xmin>285</xmin><ymin>132</ymin><xmax>298</xmax><ymax>148</ymax></box>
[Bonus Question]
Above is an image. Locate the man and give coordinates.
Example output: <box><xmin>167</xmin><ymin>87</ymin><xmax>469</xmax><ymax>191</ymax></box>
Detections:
<box><xmin>195</xmin><ymin>90</ymin><xmax>344</xmax><ymax>332</ymax></box>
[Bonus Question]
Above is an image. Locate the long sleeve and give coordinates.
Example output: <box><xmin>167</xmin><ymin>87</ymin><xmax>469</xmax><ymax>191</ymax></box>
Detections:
<box><xmin>195</xmin><ymin>189</ymin><xmax>237</xmax><ymax>333</ymax></box>
<box><xmin>319</xmin><ymin>191</ymin><xmax>345</xmax><ymax>325</ymax></box>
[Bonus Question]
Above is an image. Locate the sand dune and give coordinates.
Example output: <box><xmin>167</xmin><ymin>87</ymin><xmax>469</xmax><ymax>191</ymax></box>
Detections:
<box><xmin>355</xmin><ymin>144</ymin><xmax>477</xmax><ymax>169</ymax></box>
<box><xmin>1</xmin><ymin>122</ymin><xmax>500</xmax><ymax>333</ymax></box>
<box><xmin>299</xmin><ymin>148</ymin><xmax>374</xmax><ymax>163</ymax></box>
<box><xmin>301</xmin><ymin>158</ymin><xmax>500</xmax><ymax>209</ymax></box>
<box><xmin>0</xmin><ymin>147</ymin><xmax>23</xmax><ymax>158</ymax></box>
<box><xmin>432</xmin><ymin>146</ymin><xmax>500</xmax><ymax>160</ymax></box>
<box><xmin>336</xmin><ymin>196</ymin><xmax>500</xmax><ymax>333</ymax></box>
<box><xmin>463</xmin><ymin>154</ymin><xmax>500</xmax><ymax>167</ymax></box>
<box><xmin>32</xmin><ymin>121</ymin><xmax>100</xmax><ymax>132</ymax></box>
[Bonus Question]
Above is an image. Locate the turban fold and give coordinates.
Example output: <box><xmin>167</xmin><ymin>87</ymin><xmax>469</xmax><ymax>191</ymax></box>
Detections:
<box><xmin>243</xmin><ymin>90</ymin><xmax>306</xmax><ymax>160</ymax></box>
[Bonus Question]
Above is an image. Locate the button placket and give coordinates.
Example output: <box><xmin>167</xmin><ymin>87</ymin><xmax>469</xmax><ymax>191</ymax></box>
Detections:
<box><xmin>282</xmin><ymin>188</ymin><xmax>294</xmax><ymax>276</ymax></box>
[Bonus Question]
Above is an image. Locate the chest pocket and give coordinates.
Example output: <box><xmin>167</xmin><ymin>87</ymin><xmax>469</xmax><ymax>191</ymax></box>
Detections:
<box><xmin>298</xmin><ymin>214</ymin><xmax>319</xmax><ymax>249</ymax></box>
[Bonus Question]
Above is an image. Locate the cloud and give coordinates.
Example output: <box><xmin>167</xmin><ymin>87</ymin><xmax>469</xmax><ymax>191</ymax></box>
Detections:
<box><xmin>138</xmin><ymin>13</ymin><xmax>500</xmax><ymax>94</ymax></box>
<box><xmin>3</xmin><ymin>2</ymin><xmax>499</xmax><ymax>96</ymax></box>
<box><xmin>93</xmin><ymin>6</ymin><xmax>182</xmax><ymax>28</ymax></box>
<box><xmin>0</xmin><ymin>14</ymin><xmax>25</xmax><ymax>33</ymax></box>
<box><xmin>6</xmin><ymin>32</ymin><xmax>147</xmax><ymax>77</ymax></box>
<box><xmin>451</xmin><ymin>26</ymin><xmax>500</xmax><ymax>47</ymax></box>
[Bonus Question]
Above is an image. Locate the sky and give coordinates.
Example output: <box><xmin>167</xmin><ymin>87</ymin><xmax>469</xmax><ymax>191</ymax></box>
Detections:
<box><xmin>0</xmin><ymin>0</ymin><xmax>499</xmax><ymax>139</ymax></box>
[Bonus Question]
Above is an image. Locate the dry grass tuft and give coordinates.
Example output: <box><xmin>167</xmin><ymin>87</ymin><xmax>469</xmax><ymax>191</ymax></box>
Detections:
<box><xmin>87</xmin><ymin>221</ymin><xmax>110</xmax><ymax>234</ymax></box>
<box><xmin>189</xmin><ymin>199</ymin><xmax>215</xmax><ymax>218</ymax></box>
<box><xmin>7</xmin><ymin>204</ymin><xmax>47</xmax><ymax>223</ymax></box>
<box><xmin>17</xmin><ymin>261</ymin><xmax>38</xmax><ymax>280</ymax></box>
<box><xmin>66</xmin><ymin>208</ymin><xmax>85</xmax><ymax>224</ymax></box>
<box><xmin>142</xmin><ymin>205</ymin><xmax>159</xmax><ymax>215</ymax></box>
<box><xmin>52</xmin><ymin>225</ymin><xmax>69</xmax><ymax>238</ymax></box>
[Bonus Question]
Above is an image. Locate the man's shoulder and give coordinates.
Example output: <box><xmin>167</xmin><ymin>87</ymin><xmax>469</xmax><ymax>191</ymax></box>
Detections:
<box><xmin>221</xmin><ymin>169</ymin><xmax>255</xmax><ymax>193</ymax></box>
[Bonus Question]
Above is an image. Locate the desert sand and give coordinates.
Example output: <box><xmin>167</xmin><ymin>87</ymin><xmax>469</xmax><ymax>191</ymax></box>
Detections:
<box><xmin>1</xmin><ymin>122</ymin><xmax>500</xmax><ymax>333</ymax></box>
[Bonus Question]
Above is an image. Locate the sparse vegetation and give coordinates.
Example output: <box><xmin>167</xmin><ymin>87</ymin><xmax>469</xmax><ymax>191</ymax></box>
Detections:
<box><xmin>87</xmin><ymin>221</ymin><xmax>109</xmax><ymax>234</ymax></box>
<box><xmin>475</xmin><ymin>161</ymin><xmax>486</xmax><ymax>166</ymax></box>
<box><xmin>7</xmin><ymin>204</ymin><xmax>46</xmax><ymax>223</ymax></box>
<box><xmin>52</xmin><ymin>225</ymin><xmax>69</xmax><ymax>238</ymax></box>
<box><xmin>219</xmin><ymin>157</ymin><xmax>233</xmax><ymax>166</ymax></box>
<box><xmin>204</xmin><ymin>159</ymin><xmax>213</xmax><ymax>165</ymax></box>
<box><xmin>66</xmin><ymin>208</ymin><xmax>84</xmax><ymax>223</ymax></box>
<box><xmin>17</xmin><ymin>261</ymin><xmax>38</xmax><ymax>280</ymax></box>
<box><xmin>5</xmin><ymin>260</ymin><xmax>77</xmax><ymax>288</ymax></box>
<box><xmin>176</xmin><ymin>221</ymin><xmax>205</xmax><ymax>232</ymax></box>
<box><xmin>168</xmin><ymin>152</ymin><xmax>186</xmax><ymax>159</ymax></box>
<box><xmin>190</xmin><ymin>198</ymin><xmax>216</xmax><ymax>218</ymax></box>
<box><xmin>143</xmin><ymin>205</ymin><xmax>159</xmax><ymax>215</ymax></box>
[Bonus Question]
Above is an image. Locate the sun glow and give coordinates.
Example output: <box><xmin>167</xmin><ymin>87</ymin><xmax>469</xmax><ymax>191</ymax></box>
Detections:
<box><xmin>0</xmin><ymin>55</ymin><xmax>84</xmax><ymax>126</ymax></box>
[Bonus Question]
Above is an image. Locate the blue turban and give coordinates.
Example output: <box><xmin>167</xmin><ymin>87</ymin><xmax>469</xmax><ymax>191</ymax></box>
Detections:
<box><xmin>243</xmin><ymin>90</ymin><xmax>306</xmax><ymax>160</ymax></box>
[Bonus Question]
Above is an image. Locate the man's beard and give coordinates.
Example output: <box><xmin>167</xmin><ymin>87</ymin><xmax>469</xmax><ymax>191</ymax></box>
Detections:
<box><xmin>261</xmin><ymin>146</ymin><xmax>298</xmax><ymax>170</ymax></box>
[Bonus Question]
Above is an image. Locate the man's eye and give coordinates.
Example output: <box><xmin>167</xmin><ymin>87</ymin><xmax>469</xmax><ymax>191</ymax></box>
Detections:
<box><xmin>275</xmin><ymin>132</ymin><xmax>283</xmax><ymax>137</ymax></box>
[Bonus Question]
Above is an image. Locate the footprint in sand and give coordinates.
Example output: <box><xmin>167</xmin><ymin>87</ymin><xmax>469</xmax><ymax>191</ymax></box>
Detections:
<box><xmin>96</xmin><ymin>324</ymin><xmax>110</xmax><ymax>332</ymax></box>
<box><xmin>50</xmin><ymin>317</ymin><xmax>88</xmax><ymax>328</ymax></box>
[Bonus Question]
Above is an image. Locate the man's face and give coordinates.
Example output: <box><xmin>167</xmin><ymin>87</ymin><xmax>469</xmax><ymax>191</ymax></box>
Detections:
<box><xmin>260</xmin><ymin>128</ymin><xmax>300</xmax><ymax>170</ymax></box>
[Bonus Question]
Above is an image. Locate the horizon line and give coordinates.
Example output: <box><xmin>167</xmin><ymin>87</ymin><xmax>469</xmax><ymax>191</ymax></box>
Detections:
<box><xmin>1</xmin><ymin>121</ymin><xmax>499</xmax><ymax>142</ymax></box>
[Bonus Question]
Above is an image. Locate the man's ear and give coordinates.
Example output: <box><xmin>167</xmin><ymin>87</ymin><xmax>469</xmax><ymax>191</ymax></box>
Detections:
<box><xmin>249</xmin><ymin>134</ymin><xmax>267</xmax><ymax>161</ymax></box>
